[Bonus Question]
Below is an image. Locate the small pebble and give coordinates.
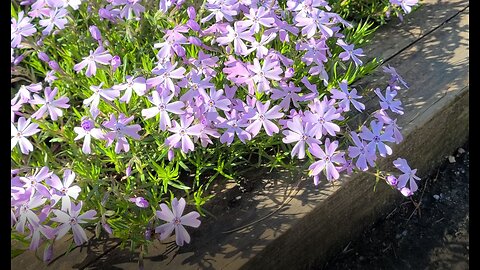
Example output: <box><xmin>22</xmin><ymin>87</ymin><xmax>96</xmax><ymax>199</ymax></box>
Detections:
<box><xmin>448</xmin><ymin>156</ymin><xmax>456</xmax><ymax>163</ymax></box>
<box><xmin>433</xmin><ymin>194</ymin><xmax>440</xmax><ymax>200</ymax></box>
<box><xmin>458</xmin><ymin>148</ymin><xmax>465</xmax><ymax>154</ymax></box>
<box><xmin>235</xmin><ymin>196</ymin><xmax>242</xmax><ymax>200</ymax></box>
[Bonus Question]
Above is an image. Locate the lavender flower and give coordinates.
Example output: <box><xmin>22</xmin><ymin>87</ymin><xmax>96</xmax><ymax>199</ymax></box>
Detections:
<box><xmin>216</xmin><ymin>22</ymin><xmax>255</xmax><ymax>56</ymax></box>
<box><xmin>115</xmin><ymin>76</ymin><xmax>147</xmax><ymax>103</ymax></box>
<box><xmin>74</xmin><ymin>46</ymin><xmax>113</xmax><ymax>77</ymax></box>
<box><xmin>382</xmin><ymin>65</ymin><xmax>409</xmax><ymax>89</ymax></box>
<box><xmin>38</xmin><ymin>7</ymin><xmax>69</xmax><ymax>36</ymax></box>
<box><xmin>330</xmin><ymin>80</ymin><xmax>365</xmax><ymax>112</ymax></box>
<box><xmin>374</xmin><ymin>87</ymin><xmax>404</xmax><ymax>115</ymax></box>
<box><xmin>46</xmin><ymin>170</ymin><xmax>82</xmax><ymax>212</ymax></box>
<box><xmin>337</xmin><ymin>39</ymin><xmax>365</xmax><ymax>67</ymax></box>
<box><xmin>11</xmin><ymin>117</ymin><xmax>40</xmax><ymax>155</ymax></box>
<box><xmin>83</xmin><ymin>83</ymin><xmax>120</xmax><ymax>118</ymax></box>
<box><xmin>51</xmin><ymin>201</ymin><xmax>97</xmax><ymax>246</ymax></box>
<box><xmin>245</xmin><ymin>100</ymin><xmax>284</xmax><ymax>137</ymax></box>
<box><xmin>129</xmin><ymin>197</ymin><xmax>149</xmax><ymax>208</ymax></box>
<box><xmin>239</xmin><ymin>6</ymin><xmax>275</xmax><ymax>33</ymax></box>
<box><xmin>359</xmin><ymin>120</ymin><xmax>395</xmax><ymax>157</ymax></box>
<box><xmin>303</xmin><ymin>97</ymin><xmax>341</xmax><ymax>138</ymax></box>
<box><xmin>155</xmin><ymin>198</ymin><xmax>201</xmax><ymax>246</ymax></box>
<box><xmin>15</xmin><ymin>193</ymin><xmax>46</xmax><ymax>234</ymax></box>
<box><xmin>308</xmin><ymin>138</ymin><xmax>346</xmax><ymax>181</ymax></box>
<box><xmin>142</xmin><ymin>90</ymin><xmax>185</xmax><ymax>131</ymax></box>
<box><xmin>165</xmin><ymin>116</ymin><xmax>203</xmax><ymax>154</ymax></box>
<box><xmin>282</xmin><ymin>116</ymin><xmax>320</xmax><ymax>159</ymax></box>
<box><xmin>11</xmin><ymin>11</ymin><xmax>37</xmax><ymax>48</ymax></box>
<box><xmin>218</xmin><ymin>110</ymin><xmax>251</xmax><ymax>145</ymax></box>
<box><xmin>247</xmin><ymin>58</ymin><xmax>283</xmax><ymax>93</ymax></box>
<box><xmin>30</xmin><ymin>87</ymin><xmax>70</xmax><ymax>121</ymax></box>
<box><xmin>393</xmin><ymin>158</ymin><xmax>421</xmax><ymax>193</ymax></box>
<box><xmin>103</xmin><ymin>113</ymin><xmax>142</xmax><ymax>153</ymax></box>
<box><xmin>347</xmin><ymin>131</ymin><xmax>376</xmax><ymax>171</ymax></box>
<box><xmin>74</xmin><ymin>117</ymin><xmax>105</xmax><ymax>154</ymax></box>
<box><xmin>390</xmin><ymin>0</ymin><xmax>418</xmax><ymax>14</ymax></box>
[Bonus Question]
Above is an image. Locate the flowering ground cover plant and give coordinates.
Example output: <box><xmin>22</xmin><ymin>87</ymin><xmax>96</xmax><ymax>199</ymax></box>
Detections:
<box><xmin>11</xmin><ymin>0</ymin><xmax>419</xmax><ymax>262</ymax></box>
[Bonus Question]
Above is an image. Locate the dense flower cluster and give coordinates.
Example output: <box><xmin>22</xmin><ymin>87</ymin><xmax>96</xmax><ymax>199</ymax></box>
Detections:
<box><xmin>11</xmin><ymin>0</ymin><xmax>419</xmax><ymax>260</ymax></box>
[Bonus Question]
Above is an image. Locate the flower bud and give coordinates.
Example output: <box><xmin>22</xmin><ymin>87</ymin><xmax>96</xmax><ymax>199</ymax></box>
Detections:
<box><xmin>48</xmin><ymin>60</ymin><xmax>60</xmax><ymax>71</ymax></box>
<box><xmin>38</xmin><ymin>52</ymin><xmax>50</xmax><ymax>62</ymax></box>
<box><xmin>89</xmin><ymin>25</ymin><xmax>102</xmax><ymax>41</ymax></box>
<box><xmin>111</xmin><ymin>55</ymin><xmax>121</xmax><ymax>71</ymax></box>
<box><xmin>386</xmin><ymin>175</ymin><xmax>398</xmax><ymax>187</ymax></box>
<box><xmin>187</xmin><ymin>6</ymin><xmax>196</xmax><ymax>19</ymax></box>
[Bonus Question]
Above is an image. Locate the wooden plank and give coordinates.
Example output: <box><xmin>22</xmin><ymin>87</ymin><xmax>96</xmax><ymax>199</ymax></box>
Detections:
<box><xmin>12</xmin><ymin>1</ymin><xmax>469</xmax><ymax>269</ymax></box>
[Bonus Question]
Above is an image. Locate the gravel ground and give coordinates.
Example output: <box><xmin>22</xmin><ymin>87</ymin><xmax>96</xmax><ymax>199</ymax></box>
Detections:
<box><xmin>319</xmin><ymin>141</ymin><xmax>469</xmax><ymax>270</ymax></box>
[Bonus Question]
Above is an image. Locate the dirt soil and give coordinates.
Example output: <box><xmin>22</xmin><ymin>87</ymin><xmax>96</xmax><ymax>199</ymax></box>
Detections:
<box><xmin>318</xmin><ymin>141</ymin><xmax>469</xmax><ymax>270</ymax></box>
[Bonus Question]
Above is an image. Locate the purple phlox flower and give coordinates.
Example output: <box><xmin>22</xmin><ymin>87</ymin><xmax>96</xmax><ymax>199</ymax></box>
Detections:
<box><xmin>83</xmin><ymin>83</ymin><xmax>120</xmax><ymax>118</ymax></box>
<box><xmin>301</xmin><ymin>76</ymin><xmax>319</xmax><ymax>101</ymax></box>
<box><xmin>308</xmin><ymin>63</ymin><xmax>329</xmax><ymax>86</ymax></box>
<box><xmin>300</xmin><ymin>38</ymin><xmax>329</xmax><ymax>66</ymax></box>
<box><xmin>295</xmin><ymin>8</ymin><xmax>334</xmax><ymax>38</ymax></box>
<box><xmin>287</xmin><ymin>0</ymin><xmax>332</xmax><ymax>14</ymax></box>
<box><xmin>142</xmin><ymin>90</ymin><xmax>185</xmax><ymax>131</ymax></box>
<box><xmin>195</xmin><ymin>123</ymin><xmax>220</xmax><ymax>147</ymax></box>
<box><xmin>154</xmin><ymin>30</ymin><xmax>188</xmax><ymax>60</ymax></box>
<box><xmin>223</xmin><ymin>56</ymin><xmax>253</xmax><ymax>86</ymax></box>
<box><xmin>282</xmin><ymin>116</ymin><xmax>320</xmax><ymax>159</ymax></box>
<box><xmin>308</xmin><ymin>138</ymin><xmax>346</xmax><ymax>181</ymax></box>
<box><xmin>45</xmin><ymin>70</ymin><xmax>58</xmax><ymax>84</ymax></box>
<box><xmin>159</xmin><ymin>0</ymin><xmax>174</xmax><ymax>13</ymax></box>
<box><xmin>74</xmin><ymin>117</ymin><xmax>105</xmax><ymax>154</ymax></box>
<box><xmin>111</xmin><ymin>55</ymin><xmax>121</xmax><ymax>71</ymax></box>
<box><xmin>186</xmin><ymin>6</ymin><xmax>201</xmax><ymax>31</ymax></box>
<box><xmin>216</xmin><ymin>22</ymin><xmax>255</xmax><ymax>56</ymax></box>
<box><xmin>16</xmin><ymin>83</ymin><xmax>43</xmax><ymax>103</ymax></box>
<box><xmin>147</xmin><ymin>62</ymin><xmax>186</xmax><ymax>93</ymax></box>
<box><xmin>11</xmin><ymin>117</ymin><xmax>40</xmax><ymax>154</ymax></box>
<box><xmin>248</xmin><ymin>32</ymin><xmax>277</xmax><ymax>59</ymax></box>
<box><xmin>165</xmin><ymin>115</ymin><xmax>203</xmax><ymax>153</ymax></box>
<box><xmin>386</xmin><ymin>175</ymin><xmax>398</xmax><ymax>187</ymax></box>
<box><xmin>89</xmin><ymin>25</ymin><xmax>102</xmax><ymax>42</ymax></box>
<box><xmin>393</xmin><ymin>158</ymin><xmax>421</xmax><ymax>193</ymax></box>
<box><xmin>38</xmin><ymin>7</ymin><xmax>69</xmax><ymax>36</ymax></box>
<box><xmin>115</xmin><ymin>76</ymin><xmax>147</xmax><ymax>103</ymax></box>
<box><xmin>338</xmin><ymin>158</ymin><xmax>355</xmax><ymax>175</ymax></box>
<box><xmin>155</xmin><ymin>197</ymin><xmax>201</xmax><ymax>246</ymax></box>
<box><xmin>375</xmin><ymin>110</ymin><xmax>403</xmax><ymax>144</ymax></box>
<box><xmin>245</xmin><ymin>100</ymin><xmax>284</xmax><ymax>137</ymax></box>
<box><xmin>27</xmin><ymin>223</ymin><xmax>56</xmax><ymax>251</ymax></box>
<box><xmin>46</xmin><ymin>170</ymin><xmax>81</xmax><ymax>211</ymax></box>
<box><xmin>192</xmin><ymin>51</ymin><xmax>219</xmax><ymax>77</ymax></box>
<box><xmin>199</xmin><ymin>88</ymin><xmax>231</xmax><ymax>121</ymax></box>
<box><xmin>266</xmin><ymin>49</ymin><xmax>295</xmax><ymax>67</ymax></box>
<box><xmin>219</xmin><ymin>110</ymin><xmax>251</xmax><ymax>145</ymax></box>
<box><xmin>74</xmin><ymin>46</ymin><xmax>113</xmax><ymax>77</ymax></box>
<box><xmin>382</xmin><ymin>64</ymin><xmax>409</xmax><ymax>89</ymax></box>
<box><xmin>347</xmin><ymin>131</ymin><xmax>377</xmax><ymax>171</ymax></box>
<box><xmin>15</xmin><ymin>193</ymin><xmax>46</xmax><ymax>234</ymax></box>
<box><xmin>201</xmin><ymin>0</ymin><xmax>238</xmax><ymax>23</ymax></box>
<box><xmin>268</xmin><ymin>16</ymin><xmax>299</xmax><ymax>42</ymax></box>
<box><xmin>51</xmin><ymin>201</ymin><xmax>97</xmax><ymax>246</ymax></box>
<box><xmin>270</xmin><ymin>81</ymin><xmax>302</xmax><ymax>110</ymax></box>
<box><xmin>359</xmin><ymin>120</ymin><xmax>395</xmax><ymax>157</ymax></box>
<box><xmin>11</xmin><ymin>11</ymin><xmax>37</xmax><ymax>48</ymax></box>
<box><xmin>179</xmin><ymin>71</ymin><xmax>214</xmax><ymax>102</ymax></box>
<box><xmin>19</xmin><ymin>167</ymin><xmax>52</xmax><ymax>198</ymax></box>
<box><xmin>330</xmin><ymin>80</ymin><xmax>365</xmax><ymax>112</ymax></box>
<box><xmin>30</xmin><ymin>87</ymin><xmax>70</xmax><ymax>121</ymax></box>
<box><xmin>374</xmin><ymin>86</ymin><xmax>404</xmax><ymax>115</ymax></box>
<box><xmin>59</xmin><ymin>0</ymin><xmax>82</xmax><ymax>10</ymax></box>
<box><xmin>28</xmin><ymin>0</ymin><xmax>52</xmax><ymax>18</ymax></box>
<box><xmin>238</xmin><ymin>6</ymin><xmax>275</xmax><ymax>33</ymax></box>
<box><xmin>303</xmin><ymin>97</ymin><xmax>341</xmax><ymax>138</ymax></box>
<box><xmin>337</xmin><ymin>39</ymin><xmax>365</xmax><ymax>67</ymax></box>
<box><xmin>112</xmin><ymin>0</ymin><xmax>145</xmax><ymax>20</ymax></box>
<box><xmin>247</xmin><ymin>58</ymin><xmax>283</xmax><ymax>93</ymax></box>
<box><xmin>129</xmin><ymin>196</ymin><xmax>149</xmax><ymax>208</ymax></box>
<box><xmin>390</xmin><ymin>0</ymin><xmax>418</xmax><ymax>14</ymax></box>
<box><xmin>103</xmin><ymin>113</ymin><xmax>142</xmax><ymax>153</ymax></box>
<box><xmin>98</xmin><ymin>4</ymin><xmax>121</xmax><ymax>22</ymax></box>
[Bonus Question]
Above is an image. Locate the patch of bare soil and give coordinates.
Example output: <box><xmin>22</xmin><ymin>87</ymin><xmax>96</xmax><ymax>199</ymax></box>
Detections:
<box><xmin>319</xmin><ymin>141</ymin><xmax>469</xmax><ymax>270</ymax></box>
